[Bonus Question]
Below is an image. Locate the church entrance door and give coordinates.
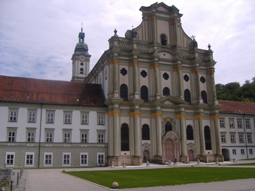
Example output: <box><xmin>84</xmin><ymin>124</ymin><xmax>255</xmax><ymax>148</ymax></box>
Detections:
<box><xmin>143</xmin><ymin>150</ymin><xmax>150</xmax><ymax>162</ymax></box>
<box><xmin>164</xmin><ymin>139</ymin><xmax>174</xmax><ymax>161</ymax></box>
<box><xmin>188</xmin><ymin>150</ymin><xmax>194</xmax><ymax>161</ymax></box>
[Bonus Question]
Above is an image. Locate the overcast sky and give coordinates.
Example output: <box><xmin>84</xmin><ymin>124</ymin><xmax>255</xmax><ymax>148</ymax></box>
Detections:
<box><xmin>0</xmin><ymin>0</ymin><xmax>254</xmax><ymax>85</ymax></box>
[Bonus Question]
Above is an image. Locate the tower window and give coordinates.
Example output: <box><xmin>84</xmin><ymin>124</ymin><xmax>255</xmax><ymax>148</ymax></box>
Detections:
<box><xmin>201</xmin><ymin>91</ymin><xmax>207</xmax><ymax>104</ymax></box>
<box><xmin>80</xmin><ymin>68</ymin><xmax>84</xmax><ymax>74</ymax></box>
<box><xmin>140</xmin><ymin>70</ymin><xmax>147</xmax><ymax>78</ymax></box>
<box><xmin>184</xmin><ymin>89</ymin><xmax>191</xmax><ymax>104</ymax></box>
<box><xmin>120</xmin><ymin>84</ymin><xmax>128</xmax><ymax>101</ymax></box>
<box><xmin>184</xmin><ymin>75</ymin><xmax>189</xmax><ymax>82</ymax></box>
<box><xmin>120</xmin><ymin>68</ymin><xmax>127</xmax><ymax>76</ymax></box>
<box><xmin>200</xmin><ymin>76</ymin><xmax>205</xmax><ymax>83</ymax></box>
<box><xmin>161</xmin><ymin>34</ymin><xmax>167</xmax><ymax>45</ymax></box>
<box><xmin>141</xmin><ymin>86</ymin><xmax>148</xmax><ymax>102</ymax></box>
<box><xmin>163</xmin><ymin>87</ymin><xmax>170</xmax><ymax>96</ymax></box>
<box><xmin>163</xmin><ymin>73</ymin><xmax>169</xmax><ymax>80</ymax></box>
<box><xmin>80</xmin><ymin>63</ymin><xmax>84</xmax><ymax>66</ymax></box>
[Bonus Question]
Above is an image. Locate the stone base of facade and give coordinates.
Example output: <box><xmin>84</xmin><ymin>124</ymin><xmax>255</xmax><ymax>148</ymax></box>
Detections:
<box><xmin>107</xmin><ymin>155</ymin><xmax>142</xmax><ymax>166</ymax></box>
<box><xmin>197</xmin><ymin>154</ymin><xmax>224</xmax><ymax>163</ymax></box>
<box><xmin>180</xmin><ymin>155</ymin><xmax>189</xmax><ymax>163</ymax></box>
<box><xmin>151</xmin><ymin>155</ymin><xmax>164</xmax><ymax>164</ymax></box>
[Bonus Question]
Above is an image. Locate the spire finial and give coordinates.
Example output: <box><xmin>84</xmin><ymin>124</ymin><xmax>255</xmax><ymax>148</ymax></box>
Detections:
<box><xmin>81</xmin><ymin>22</ymin><xmax>83</xmax><ymax>32</ymax></box>
<box><xmin>208</xmin><ymin>44</ymin><xmax>211</xmax><ymax>50</ymax></box>
<box><xmin>114</xmin><ymin>29</ymin><xmax>117</xmax><ymax>36</ymax></box>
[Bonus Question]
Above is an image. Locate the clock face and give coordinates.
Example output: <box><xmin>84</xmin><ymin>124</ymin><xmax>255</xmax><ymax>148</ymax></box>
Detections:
<box><xmin>79</xmin><ymin>56</ymin><xmax>85</xmax><ymax>60</ymax></box>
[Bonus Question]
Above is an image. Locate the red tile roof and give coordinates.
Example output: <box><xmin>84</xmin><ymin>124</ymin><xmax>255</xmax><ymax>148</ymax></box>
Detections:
<box><xmin>0</xmin><ymin>75</ymin><xmax>105</xmax><ymax>106</ymax></box>
<box><xmin>218</xmin><ymin>100</ymin><xmax>255</xmax><ymax>114</ymax></box>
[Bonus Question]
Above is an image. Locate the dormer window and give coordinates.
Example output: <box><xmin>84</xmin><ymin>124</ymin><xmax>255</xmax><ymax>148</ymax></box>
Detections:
<box><xmin>161</xmin><ymin>34</ymin><xmax>167</xmax><ymax>45</ymax></box>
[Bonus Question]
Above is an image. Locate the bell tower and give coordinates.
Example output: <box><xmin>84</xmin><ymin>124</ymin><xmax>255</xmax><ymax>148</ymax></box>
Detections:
<box><xmin>71</xmin><ymin>27</ymin><xmax>91</xmax><ymax>82</ymax></box>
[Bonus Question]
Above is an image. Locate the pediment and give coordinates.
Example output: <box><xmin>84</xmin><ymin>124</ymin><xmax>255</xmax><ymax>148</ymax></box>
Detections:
<box><xmin>155</xmin><ymin>95</ymin><xmax>188</xmax><ymax>105</ymax></box>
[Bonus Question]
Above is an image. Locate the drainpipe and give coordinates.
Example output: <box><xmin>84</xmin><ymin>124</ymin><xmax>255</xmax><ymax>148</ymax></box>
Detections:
<box><xmin>38</xmin><ymin>103</ymin><xmax>43</xmax><ymax>168</ymax></box>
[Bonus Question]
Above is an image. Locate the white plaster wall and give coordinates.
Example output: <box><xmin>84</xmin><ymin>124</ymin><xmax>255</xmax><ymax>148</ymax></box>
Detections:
<box><xmin>200</xmin><ymin>74</ymin><xmax>207</xmax><ymax>91</ymax></box>
<box><xmin>139</xmin><ymin>68</ymin><xmax>149</xmax><ymax>87</ymax></box>
<box><xmin>157</xmin><ymin>20</ymin><xmax>169</xmax><ymax>44</ymax></box>
<box><xmin>119</xmin><ymin>65</ymin><xmax>129</xmax><ymax>86</ymax></box>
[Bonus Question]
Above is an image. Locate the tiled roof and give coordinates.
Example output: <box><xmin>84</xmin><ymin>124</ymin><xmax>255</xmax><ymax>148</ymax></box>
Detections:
<box><xmin>218</xmin><ymin>100</ymin><xmax>255</xmax><ymax>114</ymax></box>
<box><xmin>0</xmin><ymin>75</ymin><xmax>105</xmax><ymax>106</ymax></box>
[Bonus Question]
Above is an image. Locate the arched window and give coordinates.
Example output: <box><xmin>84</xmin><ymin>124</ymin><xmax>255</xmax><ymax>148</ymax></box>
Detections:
<box><xmin>163</xmin><ymin>87</ymin><xmax>170</xmax><ymax>96</ymax></box>
<box><xmin>186</xmin><ymin>125</ymin><xmax>193</xmax><ymax>140</ymax></box>
<box><xmin>204</xmin><ymin>126</ymin><xmax>211</xmax><ymax>150</ymax></box>
<box><xmin>161</xmin><ymin>34</ymin><xmax>167</xmax><ymax>45</ymax></box>
<box><xmin>184</xmin><ymin>89</ymin><xmax>191</xmax><ymax>104</ymax></box>
<box><xmin>201</xmin><ymin>91</ymin><xmax>207</xmax><ymax>104</ymax></box>
<box><xmin>80</xmin><ymin>68</ymin><xmax>84</xmax><ymax>74</ymax></box>
<box><xmin>120</xmin><ymin>84</ymin><xmax>128</xmax><ymax>101</ymax></box>
<box><xmin>121</xmin><ymin>123</ymin><xmax>129</xmax><ymax>151</ymax></box>
<box><xmin>141</xmin><ymin>86</ymin><xmax>148</xmax><ymax>102</ymax></box>
<box><xmin>165</xmin><ymin>122</ymin><xmax>172</xmax><ymax>133</ymax></box>
<box><xmin>142</xmin><ymin>124</ymin><xmax>150</xmax><ymax>140</ymax></box>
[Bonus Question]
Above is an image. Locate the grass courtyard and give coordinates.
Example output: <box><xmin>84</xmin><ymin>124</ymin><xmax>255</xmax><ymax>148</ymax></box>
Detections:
<box><xmin>65</xmin><ymin>167</ymin><xmax>255</xmax><ymax>189</ymax></box>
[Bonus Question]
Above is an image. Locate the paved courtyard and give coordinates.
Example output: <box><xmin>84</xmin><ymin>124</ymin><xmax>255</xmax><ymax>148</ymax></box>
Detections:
<box><xmin>13</xmin><ymin>161</ymin><xmax>255</xmax><ymax>191</ymax></box>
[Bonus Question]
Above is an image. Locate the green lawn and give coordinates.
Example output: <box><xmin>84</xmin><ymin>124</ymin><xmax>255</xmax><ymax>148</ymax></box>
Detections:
<box><xmin>65</xmin><ymin>167</ymin><xmax>255</xmax><ymax>189</ymax></box>
<box><xmin>230</xmin><ymin>163</ymin><xmax>255</xmax><ymax>166</ymax></box>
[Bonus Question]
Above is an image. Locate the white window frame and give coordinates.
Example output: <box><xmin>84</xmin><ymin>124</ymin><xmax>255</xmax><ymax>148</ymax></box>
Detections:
<box><xmin>81</xmin><ymin>133</ymin><xmax>88</xmax><ymax>143</ymax></box>
<box><xmin>247</xmin><ymin>134</ymin><xmax>253</xmax><ymax>143</ymax></box>
<box><xmin>28</xmin><ymin>110</ymin><xmax>36</xmax><ymax>123</ymax></box>
<box><xmin>64</xmin><ymin>112</ymin><xmax>72</xmax><ymax>124</ymax></box>
<box><xmin>246</xmin><ymin>120</ymin><xmax>250</xmax><ymax>129</ymax></box>
<box><xmin>239</xmin><ymin>134</ymin><xmax>244</xmax><ymax>143</ymax></box>
<box><xmin>46</xmin><ymin>111</ymin><xmax>55</xmax><ymax>123</ymax></box>
<box><xmin>221</xmin><ymin>134</ymin><xmax>226</xmax><ymax>143</ymax></box>
<box><xmin>97</xmin><ymin>153</ymin><xmax>105</xmax><ymax>166</ymax></box>
<box><xmin>45</xmin><ymin>128</ymin><xmax>54</xmax><ymax>143</ymax></box>
<box><xmin>5</xmin><ymin>152</ymin><xmax>15</xmax><ymax>167</ymax></box>
<box><xmin>80</xmin><ymin>153</ymin><xmax>88</xmax><ymax>166</ymax></box>
<box><xmin>62</xmin><ymin>153</ymin><xmax>71</xmax><ymax>166</ymax></box>
<box><xmin>232</xmin><ymin>149</ymin><xmax>236</xmax><ymax>155</ymax></box>
<box><xmin>7</xmin><ymin>130</ymin><xmax>16</xmax><ymax>142</ymax></box>
<box><xmin>220</xmin><ymin>119</ymin><xmax>225</xmax><ymax>128</ymax></box>
<box><xmin>249</xmin><ymin>149</ymin><xmax>253</xmax><ymax>155</ymax></box>
<box><xmin>229</xmin><ymin>120</ymin><xmax>234</xmax><ymax>128</ymax></box>
<box><xmin>97</xmin><ymin>113</ymin><xmax>105</xmax><ymax>125</ymax></box>
<box><xmin>25</xmin><ymin>152</ymin><xmax>34</xmax><ymax>167</ymax></box>
<box><xmin>241</xmin><ymin>149</ymin><xmax>245</xmax><ymax>155</ymax></box>
<box><xmin>9</xmin><ymin>108</ymin><xmax>18</xmax><ymax>122</ymax></box>
<box><xmin>81</xmin><ymin>112</ymin><xmax>89</xmax><ymax>125</ymax></box>
<box><xmin>230</xmin><ymin>134</ymin><xmax>236</xmax><ymax>143</ymax></box>
<box><xmin>44</xmin><ymin>152</ymin><xmax>53</xmax><ymax>166</ymax></box>
<box><xmin>237</xmin><ymin>120</ymin><xmax>242</xmax><ymax>128</ymax></box>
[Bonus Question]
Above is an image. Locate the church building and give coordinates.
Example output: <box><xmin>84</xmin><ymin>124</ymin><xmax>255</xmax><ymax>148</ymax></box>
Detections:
<box><xmin>0</xmin><ymin>2</ymin><xmax>254</xmax><ymax>168</ymax></box>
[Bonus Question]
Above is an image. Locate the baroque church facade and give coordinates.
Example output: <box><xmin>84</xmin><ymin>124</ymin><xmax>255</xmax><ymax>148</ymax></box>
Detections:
<box><xmin>0</xmin><ymin>2</ymin><xmax>254</xmax><ymax>168</ymax></box>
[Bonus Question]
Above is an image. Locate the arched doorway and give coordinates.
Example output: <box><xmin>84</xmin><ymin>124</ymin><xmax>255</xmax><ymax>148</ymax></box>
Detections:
<box><xmin>188</xmin><ymin>150</ymin><xmax>194</xmax><ymax>161</ymax></box>
<box><xmin>222</xmin><ymin>149</ymin><xmax>230</xmax><ymax>161</ymax></box>
<box><xmin>164</xmin><ymin>139</ymin><xmax>174</xmax><ymax>161</ymax></box>
<box><xmin>143</xmin><ymin>150</ymin><xmax>150</xmax><ymax>162</ymax></box>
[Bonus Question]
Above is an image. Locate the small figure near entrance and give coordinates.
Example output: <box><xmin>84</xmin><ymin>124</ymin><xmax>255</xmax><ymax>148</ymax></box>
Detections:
<box><xmin>174</xmin><ymin>158</ymin><xmax>177</xmax><ymax>166</ymax></box>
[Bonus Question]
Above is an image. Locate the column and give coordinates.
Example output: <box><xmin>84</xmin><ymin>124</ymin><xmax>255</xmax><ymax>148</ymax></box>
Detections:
<box><xmin>173</xmin><ymin>65</ymin><xmax>183</xmax><ymax>98</ymax></box>
<box><xmin>194</xmin><ymin>115</ymin><xmax>205</xmax><ymax>155</ymax></box>
<box><xmin>210</xmin><ymin>115</ymin><xmax>221</xmax><ymax>155</ymax></box>
<box><xmin>113</xmin><ymin>110</ymin><xmax>121</xmax><ymax>156</ymax></box>
<box><xmin>151</xmin><ymin>113</ymin><xmax>162</xmax><ymax>157</ymax></box>
<box><xmin>175</xmin><ymin>114</ymin><xmax>188</xmax><ymax>163</ymax></box>
<box><xmin>108</xmin><ymin>60</ymin><xmax>114</xmax><ymax>98</ymax></box>
<box><xmin>192</xmin><ymin>68</ymin><xmax>201</xmax><ymax>103</ymax></box>
<box><xmin>207</xmin><ymin>70</ymin><xmax>217</xmax><ymax>104</ymax></box>
<box><xmin>129</xmin><ymin>61</ymin><xmax>139</xmax><ymax>99</ymax></box>
<box><xmin>113</xmin><ymin>59</ymin><xmax>119</xmax><ymax>98</ymax></box>
<box><xmin>107</xmin><ymin>111</ymin><xmax>114</xmax><ymax>156</ymax></box>
<box><xmin>154</xmin><ymin>64</ymin><xmax>160</xmax><ymax>99</ymax></box>
<box><xmin>133</xmin><ymin>112</ymin><xmax>142</xmax><ymax>156</ymax></box>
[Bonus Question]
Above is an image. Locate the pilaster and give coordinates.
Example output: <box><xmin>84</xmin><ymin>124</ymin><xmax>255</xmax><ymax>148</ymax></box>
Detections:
<box><xmin>207</xmin><ymin>70</ymin><xmax>218</xmax><ymax>105</ymax></box>
<box><xmin>191</xmin><ymin>67</ymin><xmax>202</xmax><ymax>104</ymax></box>
<box><xmin>129</xmin><ymin>61</ymin><xmax>139</xmax><ymax>99</ymax></box>
<box><xmin>173</xmin><ymin>63</ymin><xmax>183</xmax><ymax>99</ymax></box>
<box><xmin>194</xmin><ymin>114</ymin><xmax>205</xmax><ymax>155</ymax></box>
<box><xmin>210</xmin><ymin>115</ymin><xmax>223</xmax><ymax>161</ymax></box>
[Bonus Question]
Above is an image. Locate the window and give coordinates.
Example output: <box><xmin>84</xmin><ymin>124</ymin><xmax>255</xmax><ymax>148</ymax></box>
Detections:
<box><xmin>184</xmin><ymin>89</ymin><xmax>191</xmax><ymax>104</ymax></box>
<box><xmin>120</xmin><ymin>84</ymin><xmax>128</xmax><ymax>101</ymax></box>
<box><xmin>45</xmin><ymin>129</ymin><xmax>54</xmax><ymax>143</ymax></box>
<box><xmin>141</xmin><ymin>86</ymin><xmax>148</xmax><ymax>102</ymax></box>
<box><xmin>98</xmin><ymin>134</ymin><xmax>104</xmax><ymax>143</ymax></box>
<box><xmin>80</xmin><ymin>153</ymin><xmax>88</xmax><ymax>166</ymax></box>
<box><xmin>232</xmin><ymin>149</ymin><xmax>236</xmax><ymax>155</ymax></box>
<box><xmin>44</xmin><ymin>153</ymin><xmax>53</xmax><ymax>166</ymax></box>
<box><xmin>239</xmin><ymin>134</ymin><xmax>244</xmax><ymax>143</ymax></box>
<box><xmin>9</xmin><ymin>109</ymin><xmax>18</xmax><ymax>122</ymax></box>
<box><xmin>64</xmin><ymin>112</ymin><xmax>72</xmax><ymax>124</ymax></box>
<box><xmin>63</xmin><ymin>129</ymin><xmax>72</xmax><ymax>143</ymax></box>
<box><xmin>237</xmin><ymin>120</ymin><xmax>242</xmax><ymax>128</ymax></box>
<box><xmin>200</xmin><ymin>76</ymin><xmax>206</xmax><ymax>83</ymax></box>
<box><xmin>184</xmin><ymin>74</ymin><xmax>189</xmax><ymax>82</ymax></box>
<box><xmin>241</xmin><ymin>149</ymin><xmax>245</xmax><ymax>155</ymax></box>
<box><xmin>247</xmin><ymin>134</ymin><xmax>252</xmax><ymax>143</ymax></box>
<box><xmin>98</xmin><ymin>113</ymin><xmax>105</xmax><ymax>125</ymax></box>
<box><xmin>5</xmin><ymin>152</ymin><xmax>15</xmax><ymax>167</ymax></box>
<box><xmin>97</xmin><ymin>153</ymin><xmax>105</xmax><ymax>166</ymax></box>
<box><xmin>120</xmin><ymin>68</ymin><xmax>127</xmax><ymax>76</ymax></box>
<box><xmin>246</xmin><ymin>120</ymin><xmax>250</xmax><ymax>129</ymax></box>
<box><xmin>28</xmin><ymin>110</ymin><xmax>36</xmax><ymax>123</ymax></box>
<box><xmin>204</xmin><ymin>126</ymin><xmax>211</xmax><ymax>150</ymax></box>
<box><xmin>46</xmin><ymin>111</ymin><xmax>54</xmax><ymax>123</ymax></box>
<box><xmin>220</xmin><ymin>119</ymin><xmax>225</xmax><ymax>128</ymax></box>
<box><xmin>81</xmin><ymin>112</ymin><xmax>89</xmax><ymax>125</ymax></box>
<box><xmin>163</xmin><ymin>73</ymin><xmax>169</xmax><ymax>80</ymax></box>
<box><xmin>8</xmin><ymin>132</ymin><xmax>16</xmax><ymax>142</ymax></box>
<box><xmin>221</xmin><ymin>134</ymin><xmax>226</xmax><ymax>143</ymax></box>
<box><xmin>80</xmin><ymin>129</ymin><xmax>89</xmax><ymax>143</ymax></box>
<box><xmin>160</xmin><ymin>34</ymin><xmax>167</xmax><ymax>45</ymax></box>
<box><xmin>80</xmin><ymin>68</ymin><xmax>84</xmax><ymax>74</ymax></box>
<box><xmin>230</xmin><ymin>134</ymin><xmax>236</xmax><ymax>143</ymax></box>
<box><xmin>229</xmin><ymin>119</ymin><xmax>234</xmax><ymax>128</ymax></box>
<box><xmin>27</xmin><ymin>132</ymin><xmax>35</xmax><ymax>142</ymax></box>
<box><xmin>165</xmin><ymin>122</ymin><xmax>172</xmax><ymax>133</ymax></box>
<box><xmin>62</xmin><ymin>153</ymin><xmax>71</xmax><ymax>166</ymax></box>
<box><xmin>140</xmin><ymin>70</ymin><xmax>147</xmax><ymax>78</ymax></box>
<box><xmin>163</xmin><ymin>87</ymin><xmax>170</xmax><ymax>96</ymax></box>
<box><xmin>186</xmin><ymin>125</ymin><xmax>193</xmax><ymax>140</ymax></box>
<box><xmin>25</xmin><ymin>152</ymin><xmax>34</xmax><ymax>166</ymax></box>
<box><xmin>249</xmin><ymin>149</ymin><xmax>253</xmax><ymax>155</ymax></box>
<box><xmin>142</xmin><ymin>124</ymin><xmax>150</xmax><ymax>140</ymax></box>
<box><xmin>201</xmin><ymin>91</ymin><xmax>207</xmax><ymax>104</ymax></box>
<box><xmin>121</xmin><ymin>123</ymin><xmax>129</xmax><ymax>151</ymax></box>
